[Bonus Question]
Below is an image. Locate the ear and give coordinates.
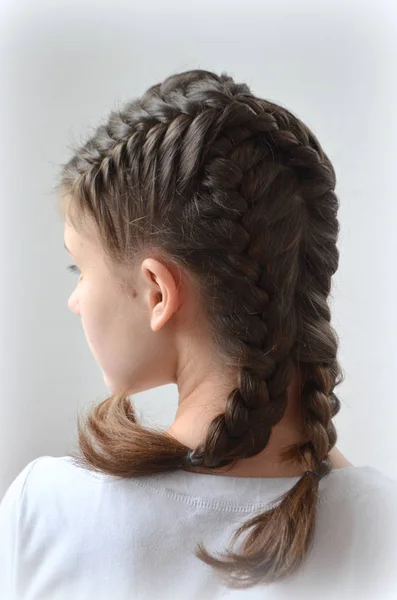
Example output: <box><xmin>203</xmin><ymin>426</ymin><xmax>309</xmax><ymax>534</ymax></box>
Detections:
<box><xmin>141</xmin><ymin>258</ymin><xmax>180</xmax><ymax>332</ymax></box>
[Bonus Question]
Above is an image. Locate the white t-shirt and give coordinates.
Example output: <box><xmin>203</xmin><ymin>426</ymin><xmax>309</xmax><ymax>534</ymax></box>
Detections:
<box><xmin>0</xmin><ymin>455</ymin><xmax>396</xmax><ymax>600</ymax></box>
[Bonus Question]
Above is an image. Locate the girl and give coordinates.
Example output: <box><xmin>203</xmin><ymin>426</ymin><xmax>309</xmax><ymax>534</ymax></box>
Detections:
<box><xmin>1</xmin><ymin>69</ymin><xmax>396</xmax><ymax>599</ymax></box>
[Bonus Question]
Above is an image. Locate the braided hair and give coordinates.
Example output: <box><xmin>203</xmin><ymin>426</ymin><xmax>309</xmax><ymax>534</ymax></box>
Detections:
<box><xmin>57</xmin><ymin>69</ymin><xmax>343</xmax><ymax>589</ymax></box>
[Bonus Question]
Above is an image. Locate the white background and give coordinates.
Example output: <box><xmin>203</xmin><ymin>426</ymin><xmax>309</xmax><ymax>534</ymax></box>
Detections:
<box><xmin>1</xmin><ymin>0</ymin><xmax>396</xmax><ymax>497</ymax></box>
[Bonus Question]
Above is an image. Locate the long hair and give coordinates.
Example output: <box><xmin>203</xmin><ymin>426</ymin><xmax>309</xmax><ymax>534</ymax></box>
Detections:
<box><xmin>56</xmin><ymin>69</ymin><xmax>343</xmax><ymax>589</ymax></box>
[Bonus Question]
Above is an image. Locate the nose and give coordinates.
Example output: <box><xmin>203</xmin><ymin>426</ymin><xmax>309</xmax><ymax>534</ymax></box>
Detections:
<box><xmin>68</xmin><ymin>289</ymin><xmax>80</xmax><ymax>316</ymax></box>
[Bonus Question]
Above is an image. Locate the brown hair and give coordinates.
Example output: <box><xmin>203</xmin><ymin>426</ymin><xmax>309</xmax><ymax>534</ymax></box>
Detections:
<box><xmin>57</xmin><ymin>69</ymin><xmax>343</xmax><ymax>589</ymax></box>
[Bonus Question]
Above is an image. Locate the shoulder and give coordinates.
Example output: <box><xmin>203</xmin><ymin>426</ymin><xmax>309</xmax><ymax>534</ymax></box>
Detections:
<box><xmin>1</xmin><ymin>455</ymin><xmax>106</xmax><ymax>521</ymax></box>
<box><xmin>351</xmin><ymin>473</ymin><xmax>397</xmax><ymax>537</ymax></box>
<box><xmin>1</xmin><ymin>456</ymin><xmax>43</xmax><ymax>506</ymax></box>
<box><xmin>0</xmin><ymin>456</ymin><xmax>91</xmax><ymax>595</ymax></box>
<box><xmin>346</xmin><ymin>473</ymin><xmax>397</xmax><ymax>537</ymax></box>
<box><xmin>0</xmin><ymin>456</ymin><xmax>45</xmax><ymax>531</ymax></box>
<box><xmin>346</xmin><ymin>479</ymin><xmax>397</xmax><ymax>597</ymax></box>
<box><xmin>18</xmin><ymin>454</ymin><xmax>105</xmax><ymax>489</ymax></box>
<box><xmin>321</xmin><ymin>466</ymin><xmax>397</xmax><ymax>527</ymax></box>
<box><xmin>317</xmin><ymin>467</ymin><xmax>397</xmax><ymax>596</ymax></box>
<box><xmin>321</xmin><ymin>465</ymin><xmax>397</xmax><ymax>506</ymax></box>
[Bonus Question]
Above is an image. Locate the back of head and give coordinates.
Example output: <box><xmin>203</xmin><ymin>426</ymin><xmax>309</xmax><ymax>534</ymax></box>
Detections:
<box><xmin>58</xmin><ymin>69</ymin><xmax>342</xmax><ymax>589</ymax></box>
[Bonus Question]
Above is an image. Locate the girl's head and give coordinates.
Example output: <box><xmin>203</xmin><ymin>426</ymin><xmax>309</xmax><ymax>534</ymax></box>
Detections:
<box><xmin>58</xmin><ymin>69</ymin><xmax>342</xmax><ymax>588</ymax></box>
<box><xmin>64</xmin><ymin>201</ymin><xmax>239</xmax><ymax>403</ymax></box>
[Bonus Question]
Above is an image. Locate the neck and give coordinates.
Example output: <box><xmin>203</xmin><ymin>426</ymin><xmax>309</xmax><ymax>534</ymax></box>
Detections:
<box><xmin>167</xmin><ymin>366</ymin><xmax>353</xmax><ymax>478</ymax></box>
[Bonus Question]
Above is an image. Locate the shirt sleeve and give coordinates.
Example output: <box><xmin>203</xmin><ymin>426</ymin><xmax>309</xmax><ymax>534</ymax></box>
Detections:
<box><xmin>0</xmin><ymin>458</ymin><xmax>43</xmax><ymax>599</ymax></box>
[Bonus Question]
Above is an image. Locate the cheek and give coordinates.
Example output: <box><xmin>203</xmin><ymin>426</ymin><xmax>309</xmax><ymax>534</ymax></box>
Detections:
<box><xmin>79</xmin><ymin>288</ymin><xmax>113</xmax><ymax>353</ymax></box>
<box><xmin>76</xmin><ymin>276</ymin><xmax>156</xmax><ymax>390</ymax></box>
<box><xmin>79</xmin><ymin>282</ymin><xmax>135</xmax><ymax>364</ymax></box>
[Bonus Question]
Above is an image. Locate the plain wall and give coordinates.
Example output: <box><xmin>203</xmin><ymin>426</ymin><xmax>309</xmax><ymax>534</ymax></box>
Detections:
<box><xmin>1</xmin><ymin>0</ymin><xmax>396</xmax><ymax>497</ymax></box>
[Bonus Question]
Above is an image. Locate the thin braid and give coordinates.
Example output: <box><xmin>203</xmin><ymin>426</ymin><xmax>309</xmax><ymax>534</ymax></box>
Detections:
<box><xmin>59</xmin><ymin>69</ymin><xmax>344</xmax><ymax>588</ymax></box>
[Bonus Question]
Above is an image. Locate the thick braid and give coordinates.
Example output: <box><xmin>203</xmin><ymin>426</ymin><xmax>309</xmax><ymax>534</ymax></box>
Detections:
<box><xmin>254</xmin><ymin>104</ymin><xmax>342</xmax><ymax>474</ymax></box>
<box><xmin>237</xmin><ymin>96</ymin><xmax>342</xmax><ymax>477</ymax></box>
<box><xmin>60</xmin><ymin>70</ymin><xmax>344</xmax><ymax>587</ymax></box>
<box><xmin>177</xmin><ymin>133</ymin><xmax>301</xmax><ymax>469</ymax></box>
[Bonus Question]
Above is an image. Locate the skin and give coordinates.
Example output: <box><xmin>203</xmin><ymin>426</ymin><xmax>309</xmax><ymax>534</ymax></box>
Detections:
<box><xmin>64</xmin><ymin>218</ymin><xmax>353</xmax><ymax>479</ymax></box>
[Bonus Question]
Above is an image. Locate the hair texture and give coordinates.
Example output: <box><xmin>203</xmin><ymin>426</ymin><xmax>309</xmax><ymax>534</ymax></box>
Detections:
<box><xmin>57</xmin><ymin>69</ymin><xmax>343</xmax><ymax>590</ymax></box>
